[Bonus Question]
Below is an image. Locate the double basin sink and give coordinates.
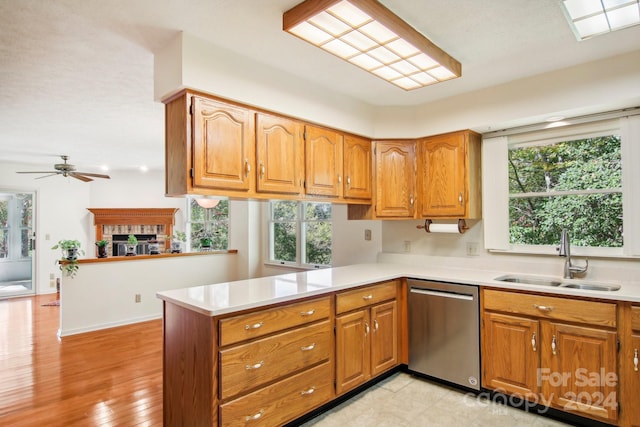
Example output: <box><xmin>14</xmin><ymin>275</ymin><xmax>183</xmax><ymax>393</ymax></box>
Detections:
<box><xmin>494</xmin><ymin>275</ymin><xmax>620</xmax><ymax>292</ymax></box>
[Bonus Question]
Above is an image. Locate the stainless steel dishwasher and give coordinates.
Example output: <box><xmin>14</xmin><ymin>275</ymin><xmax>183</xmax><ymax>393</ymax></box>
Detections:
<box><xmin>408</xmin><ymin>279</ymin><xmax>480</xmax><ymax>391</ymax></box>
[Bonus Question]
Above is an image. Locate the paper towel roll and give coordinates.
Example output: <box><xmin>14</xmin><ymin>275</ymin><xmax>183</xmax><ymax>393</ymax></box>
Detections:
<box><xmin>427</xmin><ymin>223</ymin><xmax>462</xmax><ymax>234</ymax></box>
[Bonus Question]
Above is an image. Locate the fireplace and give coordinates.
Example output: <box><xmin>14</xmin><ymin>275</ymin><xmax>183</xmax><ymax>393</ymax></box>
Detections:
<box><xmin>88</xmin><ymin>208</ymin><xmax>179</xmax><ymax>256</ymax></box>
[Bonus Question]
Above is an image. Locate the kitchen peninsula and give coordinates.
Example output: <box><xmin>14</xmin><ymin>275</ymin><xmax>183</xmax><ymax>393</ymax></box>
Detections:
<box><xmin>157</xmin><ymin>262</ymin><xmax>640</xmax><ymax>427</ymax></box>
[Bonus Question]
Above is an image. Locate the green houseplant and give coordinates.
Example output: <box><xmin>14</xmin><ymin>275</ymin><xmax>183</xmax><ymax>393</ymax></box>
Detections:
<box><xmin>126</xmin><ymin>234</ymin><xmax>138</xmax><ymax>256</ymax></box>
<box><xmin>52</xmin><ymin>239</ymin><xmax>84</xmax><ymax>278</ymax></box>
<box><xmin>95</xmin><ymin>239</ymin><xmax>109</xmax><ymax>258</ymax></box>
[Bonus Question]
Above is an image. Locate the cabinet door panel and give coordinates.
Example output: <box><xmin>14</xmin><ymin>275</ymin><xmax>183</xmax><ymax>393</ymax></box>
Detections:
<box><xmin>343</xmin><ymin>135</ymin><xmax>371</xmax><ymax>200</ymax></box>
<box><xmin>374</xmin><ymin>141</ymin><xmax>415</xmax><ymax>218</ymax></box>
<box><xmin>419</xmin><ymin>132</ymin><xmax>466</xmax><ymax>217</ymax></box>
<box><xmin>335</xmin><ymin>309</ymin><xmax>370</xmax><ymax>394</ymax></box>
<box><xmin>542</xmin><ymin>322</ymin><xmax>618</xmax><ymax>422</ymax></box>
<box><xmin>483</xmin><ymin>312</ymin><xmax>540</xmax><ymax>399</ymax></box>
<box><xmin>371</xmin><ymin>301</ymin><xmax>397</xmax><ymax>376</ymax></box>
<box><xmin>629</xmin><ymin>334</ymin><xmax>640</xmax><ymax>426</ymax></box>
<box><xmin>192</xmin><ymin>96</ymin><xmax>254</xmax><ymax>191</ymax></box>
<box><xmin>256</xmin><ymin>114</ymin><xmax>304</xmax><ymax>194</ymax></box>
<box><xmin>305</xmin><ymin>126</ymin><xmax>343</xmax><ymax>197</ymax></box>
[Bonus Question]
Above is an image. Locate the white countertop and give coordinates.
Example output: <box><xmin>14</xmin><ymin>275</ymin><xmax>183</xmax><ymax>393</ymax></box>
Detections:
<box><xmin>156</xmin><ymin>263</ymin><xmax>640</xmax><ymax>316</ymax></box>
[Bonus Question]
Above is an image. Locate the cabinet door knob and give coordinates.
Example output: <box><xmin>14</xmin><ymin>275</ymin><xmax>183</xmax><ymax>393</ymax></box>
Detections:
<box><xmin>259</xmin><ymin>162</ymin><xmax>265</xmax><ymax>179</ymax></box>
<box><xmin>551</xmin><ymin>335</ymin><xmax>557</xmax><ymax>356</ymax></box>
<box><xmin>410</xmin><ymin>194</ymin><xmax>414</xmax><ymax>206</ymax></box>
<box><xmin>634</xmin><ymin>348</ymin><xmax>638</xmax><ymax>372</ymax></box>
<box><xmin>245</xmin><ymin>410</ymin><xmax>264</xmax><ymax>422</ymax></box>
<box><xmin>531</xmin><ymin>332</ymin><xmax>537</xmax><ymax>352</ymax></box>
<box><xmin>338</xmin><ymin>174</ymin><xmax>342</xmax><ymax>184</ymax></box>
<box><xmin>300</xmin><ymin>309</ymin><xmax>315</xmax><ymax>317</ymax></box>
<box><xmin>244</xmin><ymin>321</ymin><xmax>263</xmax><ymax>330</ymax></box>
<box><xmin>245</xmin><ymin>361</ymin><xmax>264</xmax><ymax>370</ymax></box>
<box><xmin>346</xmin><ymin>176</ymin><xmax>351</xmax><ymax>187</ymax></box>
<box><xmin>365</xmin><ymin>321</ymin><xmax>370</xmax><ymax>336</ymax></box>
<box><xmin>245</xmin><ymin>159</ymin><xmax>251</xmax><ymax>177</ymax></box>
<box><xmin>300</xmin><ymin>343</ymin><xmax>316</xmax><ymax>351</ymax></box>
<box><xmin>458</xmin><ymin>192</ymin><xmax>463</xmax><ymax>205</ymax></box>
<box><xmin>373</xmin><ymin>319</ymin><xmax>379</xmax><ymax>332</ymax></box>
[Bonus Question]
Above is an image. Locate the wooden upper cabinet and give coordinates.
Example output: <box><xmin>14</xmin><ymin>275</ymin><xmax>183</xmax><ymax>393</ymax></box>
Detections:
<box><xmin>305</xmin><ymin>125</ymin><xmax>344</xmax><ymax>198</ymax></box>
<box><xmin>374</xmin><ymin>140</ymin><xmax>416</xmax><ymax>218</ymax></box>
<box><xmin>256</xmin><ymin>113</ymin><xmax>304</xmax><ymax>195</ymax></box>
<box><xmin>418</xmin><ymin>130</ymin><xmax>481</xmax><ymax>219</ymax></box>
<box><xmin>192</xmin><ymin>96</ymin><xmax>255</xmax><ymax>192</ymax></box>
<box><xmin>343</xmin><ymin>135</ymin><xmax>372</xmax><ymax>200</ymax></box>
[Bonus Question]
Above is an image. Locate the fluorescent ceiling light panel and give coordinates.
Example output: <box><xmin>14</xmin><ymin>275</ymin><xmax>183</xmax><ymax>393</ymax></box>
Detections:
<box><xmin>560</xmin><ymin>0</ymin><xmax>640</xmax><ymax>40</ymax></box>
<box><xmin>283</xmin><ymin>0</ymin><xmax>461</xmax><ymax>91</ymax></box>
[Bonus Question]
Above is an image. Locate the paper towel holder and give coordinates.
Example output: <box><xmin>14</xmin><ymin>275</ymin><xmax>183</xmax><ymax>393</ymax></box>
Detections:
<box><xmin>417</xmin><ymin>219</ymin><xmax>468</xmax><ymax>234</ymax></box>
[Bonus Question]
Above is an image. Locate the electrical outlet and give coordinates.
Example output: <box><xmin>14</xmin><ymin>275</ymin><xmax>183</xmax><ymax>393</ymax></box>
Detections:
<box><xmin>49</xmin><ymin>280</ymin><xmax>55</xmax><ymax>288</ymax></box>
<box><xmin>466</xmin><ymin>242</ymin><xmax>479</xmax><ymax>256</ymax></box>
<box><xmin>364</xmin><ymin>229</ymin><xmax>372</xmax><ymax>241</ymax></box>
<box><xmin>135</xmin><ymin>294</ymin><xmax>141</xmax><ymax>303</ymax></box>
<box><xmin>49</xmin><ymin>273</ymin><xmax>55</xmax><ymax>280</ymax></box>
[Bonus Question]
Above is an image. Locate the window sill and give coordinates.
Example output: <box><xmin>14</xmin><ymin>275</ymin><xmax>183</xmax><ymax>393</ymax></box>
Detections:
<box><xmin>488</xmin><ymin>245</ymin><xmax>637</xmax><ymax>259</ymax></box>
<box><xmin>263</xmin><ymin>261</ymin><xmax>331</xmax><ymax>271</ymax></box>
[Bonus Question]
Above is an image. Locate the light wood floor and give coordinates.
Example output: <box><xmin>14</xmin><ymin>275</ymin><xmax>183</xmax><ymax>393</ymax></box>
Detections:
<box><xmin>0</xmin><ymin>294</ymin><xmax>163</xmax><ymax>426</ymax></box>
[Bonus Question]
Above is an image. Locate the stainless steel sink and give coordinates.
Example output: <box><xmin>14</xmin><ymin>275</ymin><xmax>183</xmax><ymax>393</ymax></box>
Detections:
<box><xmin>494</xmin><ymin>275</ymin><xmax>620</xmax><ymax>292</ymax></box>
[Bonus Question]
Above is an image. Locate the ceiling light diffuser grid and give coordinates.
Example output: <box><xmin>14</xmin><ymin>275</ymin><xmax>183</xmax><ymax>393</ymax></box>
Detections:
<box><xmin>283</xmin><ymin>0</ymin><xmax>461</xmax><ymax>91</ymax></box>
<box><xmin>560</xmin><ymin>0</ymin><xmax>640</xmax><ymax>40</ymax></box>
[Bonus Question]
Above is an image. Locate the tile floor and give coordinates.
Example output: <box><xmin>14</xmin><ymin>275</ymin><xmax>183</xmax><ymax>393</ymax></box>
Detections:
<box><xmin>301</xmin><ymin>373</ymin><xmax>573</xmax><ymax>427</ymax></box>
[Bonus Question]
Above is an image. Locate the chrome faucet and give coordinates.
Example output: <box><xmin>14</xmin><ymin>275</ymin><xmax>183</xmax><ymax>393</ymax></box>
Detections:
<box><xmin>557</xmin><ymin>229</ymin><xmax>588</xmax><ymax>279</ymax></box>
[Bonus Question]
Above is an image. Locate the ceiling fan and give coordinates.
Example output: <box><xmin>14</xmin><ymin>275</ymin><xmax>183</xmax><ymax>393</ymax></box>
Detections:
<box><xmin>16</xmin><ymin>155</ymin><xmax>111</xmax><ymax>182</ymax></box>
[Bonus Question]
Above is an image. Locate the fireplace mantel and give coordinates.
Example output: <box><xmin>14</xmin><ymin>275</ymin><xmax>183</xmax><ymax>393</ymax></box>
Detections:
<box><xmin>88</xmin><ymin>208</ymin><xmax>179</xmax><ymax>253</ymax></box>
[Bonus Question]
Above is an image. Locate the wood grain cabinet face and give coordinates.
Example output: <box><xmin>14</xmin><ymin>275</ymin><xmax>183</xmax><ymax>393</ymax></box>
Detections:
<box><xmin>335</xmin><ymin>282</ymin><xmax>398</xmax><ymax>395</ymax></box>
<box><xmin>625</xmin><ymin>306</ymin><xmax>640</xmax><ymax>427</ymax></box>
<box><xmin>418</xmin><ymin>130</ymin><xmax>481</xmax><ymax>219</ymax></box>
<box><xmin>373</xmin><ymin>141</ymin><xmax>416</xmax><ymax>218</ymax></box>
<box><xmin>192</xmin><ymin>96</ymin><xmax>255</xmax><ymax>191</ymax></box>
<box><xmin>256</xmin><ymin>113</ymin><xmax>304</xmax><ymax>195</ymax></box>
<box><xmin>305</xmin><ymin>125</ymin><xmax>343</xmax><ymax>198</ymax></box>
<box><xmin>482</xmin><ymin>289</ymin><xmax>619</xmax><ymax>424</ymax></box>
<box><xmin>343</xmin><ymin>135</ymin><xmax>372</xmax><ymax>200</ymax></box>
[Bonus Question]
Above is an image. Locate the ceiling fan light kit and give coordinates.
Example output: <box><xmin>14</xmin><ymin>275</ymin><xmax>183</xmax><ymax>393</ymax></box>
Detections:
<box><xmin>16</xmin><ymin>155</ymin><xmax>111</xmax><ymax>182</ymax></box>
<box><xmin>283</xmin><ymin>0</ymin><xmax>461</xmax><ymax>91</ymax></box>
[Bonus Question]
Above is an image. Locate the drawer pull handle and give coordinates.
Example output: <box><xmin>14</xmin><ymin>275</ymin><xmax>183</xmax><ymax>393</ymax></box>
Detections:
<box><xmin>346</xmin><ymin>176</ymin><xmax>351</xmax><ymax>187</ymax></box>
<box><xmin>300</xmin><ymin>386</ymin><xmax>316</xmax><ymax>396</ymax></box>
<box><xmin>301</xmin><ymin>343</ymin><xmax>316</xmax><ymax>351</ymax></box>
<box><xmin>245</xmin><ymin>361</ymin><xmax>264</xmax><ymax>371</ymax></box>
<box><xmin>245</xmin><ymin>409</ymin><xmax>264</xmax><ymax>422</ymax></box>
<box><xmin>552</xmin><ymin>335</ymin><xmax>557</xmax><ymax>356</ymax></box>
<box><xmin>533</xmin><ymin>304</ymin><xmax>554</xmax><ymax>312</ymax></box>
<box><xmin>244</xmin><ymin>159</ymin><xmax>251</xmax><ymax>177</ymax></box>
<box><xmin>365</xmin><ymin>321</ymin><xmax>370</xmax><ymax>336</ymax></box>
<box><xmin>245</xmin><ymin>321</ymin><xmax>263</xmax><ymax>330</ymax></box>
<box><xmin>531</xmin><ymin>332</ymin><xmax>537</xmax><ymax>352</ymax></box>
<box><xmin>373</xmin><ymin>319</ymin><xmax>379</xmax><ymax>332</ymax></box>
<box><xmin>300</xmin><ymin>309</ymin><xmax>316</xmax><ymax>317</ymax></box>
<box><xmin>634</xmin><ymin>349</ymin><xmax>638</xmax><ymax>372</ymax></box>
<box><xmin>362</xmin><ymin>295</ymin><xmax>373</xmax><ymax>301</ymax></box>
<box><xmin>259</xmin><ymin>162</ymin><xmax>265</xmax><ymax>179</ymax></box>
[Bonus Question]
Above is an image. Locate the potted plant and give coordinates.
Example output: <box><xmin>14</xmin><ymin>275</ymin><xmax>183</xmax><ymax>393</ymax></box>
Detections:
<box><xmin>171</xmin><ymin>231</ymin><xmax>186</xmax><ymax>253</ymax></box>
<box><xmin>95</xmin><ymin>239</ymin><xmax>109</xmax><ymax>258</ymax></box>
<box><xmin>148</xmin><ymin>239</ymin><xmax>161</xmax><ymax>255</ymax></box>
<box><xmin>199</xmin><ymin>231</ymin><xmax>213</xmax><ymax>250</ymax></box>
<box><xmin>126</xmin><ymin>234</ymin><xmax>138</xmax><ymax>256</ymax></box>
<box><xmin>52</xmin><ymin>239</ymin><xmax>85</xmax><ymax>278</ymax></box>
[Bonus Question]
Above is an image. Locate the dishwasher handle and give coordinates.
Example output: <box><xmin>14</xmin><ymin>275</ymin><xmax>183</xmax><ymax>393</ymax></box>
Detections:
<box><xmin>410</xmin><ymin>287</ymin><xmax>475</xmax><ymax>301</ymax></box>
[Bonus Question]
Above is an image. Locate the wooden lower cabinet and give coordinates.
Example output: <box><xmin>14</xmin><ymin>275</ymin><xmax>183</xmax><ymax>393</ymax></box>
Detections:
<box><xmin>624</xmin><ymin>306</ymin><xmax>640</xmax><ymax>426</ymax></box>
<box><xmin>335</xmin><ymin>294</ymin><xmax>398</xmax><ymax>395</ymax></box>
<box><xmin>482</xmin><ymin>289</ymin><xmax>619</xmax><ymax>424</ymax></box>
<box><xmin>629</xmin><ymin>333</ymin><xmax>640</xmax><ymax>426</ymax></box>
<box><xmin>220</xmin><ymin>362</ymin><xmax>333</xmax><ymax>427</ymax></box>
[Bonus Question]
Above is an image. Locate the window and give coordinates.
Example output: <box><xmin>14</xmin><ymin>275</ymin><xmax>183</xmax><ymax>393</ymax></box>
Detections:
<box><xmin>187</xmin><ymin>199</ymin><xmax>229</xmax><ymax>251</ymax></box>
<box><xmin>508</xmin><ymin>134</ymin><xmax>622</xmax><ymax>247</ymax></box>
<box><xmin>268</xmin><ymin>200</ymin><xmax>332</xmax><ymax>268</ymax></box>
<box><xmin>483</xmin><ymin>113</ymin><xmax>640</xmax><ymax>256</ymax></box>
<box><xmin>0</xmin><ymin>193</ymin><xmax>33</xmax><ymax>260</ymax></box>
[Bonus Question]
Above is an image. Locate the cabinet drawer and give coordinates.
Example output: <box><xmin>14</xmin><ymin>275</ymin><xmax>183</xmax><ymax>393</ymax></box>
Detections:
<box><xmin>220</xmin><ymin>361</ymin><xmax>333</xmax><ymax>427</ymax></box>
<box><xmin>220</xmin><ymin>320</ymin><xmax>331</xmax><ymax>399</ymax></box>
<box><xmin>220</xmin><ymin>297</ymin><xmax>330</xmax><ymax>347</ymax></box>
<box><xmin>336</xmin><ymin>280</ymin><xmax>397</xmax><ymax>314</ymax></box>
<box><xmin>483</xmin><ymin>289</ymin><xmax>616</xmax><ymax>328</ymax></box>
<box><xmin>632</xmin><ymin>306</ymin><xmax>640</xmax><ymax>331</ymax></box>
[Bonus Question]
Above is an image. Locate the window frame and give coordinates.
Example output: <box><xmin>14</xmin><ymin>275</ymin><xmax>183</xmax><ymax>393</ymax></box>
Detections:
<box><xmin>483</xmin><ymin>114</ymin><xmax>640</xmax><ymax>258</ymax></box>
<box><xmin>266</xmin><ymin>200</ymin><xmax>333</xmax><ymax>269</ymax></box>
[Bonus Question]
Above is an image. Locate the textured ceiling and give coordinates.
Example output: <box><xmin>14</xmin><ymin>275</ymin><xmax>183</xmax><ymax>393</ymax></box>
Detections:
<box><xmin>1</xmin><ymin>0</ymin><xmax>639</xmax><ymax>172</ymax></box>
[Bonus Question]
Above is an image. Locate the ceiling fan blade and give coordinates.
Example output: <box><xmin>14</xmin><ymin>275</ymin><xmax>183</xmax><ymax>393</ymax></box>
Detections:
<box><xmin>74</xmin><ymin>172</ymin><xmax>111</xmax><ymax>179</ymax></box>
<box><xmin>16</xmin><ymin>171</ymin><xmax>58</xmax><ymax>174</ymax></box>
<box><xmin>34</xmin><ymin>173</ymin><xmax>61</xmax><ymax>179</ymax></box>
<box><xmin>69</xmin><ymin>173</ymin><xmax>93</xmax><ymax>182</ymax></box>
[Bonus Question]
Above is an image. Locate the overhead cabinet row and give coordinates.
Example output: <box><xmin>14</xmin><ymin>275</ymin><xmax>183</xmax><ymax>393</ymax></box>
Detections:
<box><xmin>164</xmin><ymin>90</ymin><xmax>481</xmax><ymax>219</ymax></box>
<box><xmin>165</xmin><ymin>90</ymin><xmax>371</xmax><ymax>204</ymax></box>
